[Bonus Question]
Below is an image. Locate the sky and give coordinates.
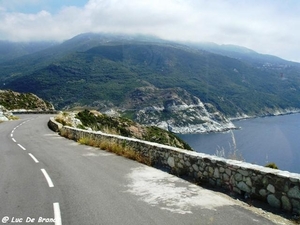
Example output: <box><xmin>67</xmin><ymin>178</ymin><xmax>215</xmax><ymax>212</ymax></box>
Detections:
<box><xmin>0</xmin><ymin>0</ymin><xmax>299</xmax><ymax>62</ymax></box>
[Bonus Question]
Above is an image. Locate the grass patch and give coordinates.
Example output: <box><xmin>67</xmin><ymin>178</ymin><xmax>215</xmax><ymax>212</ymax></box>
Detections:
<box><xmin>6</xmin><ymin>115</ymin><xmax>19</xmax><ymax>120</ymax></box>
<box><xmin>78</xmin><ymin>136</ymin><xmax>152</xmax><ymax>165</ymax></box>
<box><xmin>60</xmin><ymin>129</ymin><xmax>74</xmax><ymax>140</ymax></box>
<box><xmin>55</xmin><ymin>116</ymin><xmax>72</xmax><ymax>126</ymax></box>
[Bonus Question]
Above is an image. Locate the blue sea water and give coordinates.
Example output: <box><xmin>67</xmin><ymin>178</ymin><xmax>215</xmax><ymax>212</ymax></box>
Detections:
<box><xmin>179</xmin><ymin>113</ymin><xmax>300</xmax><ymax>174</ymax></box>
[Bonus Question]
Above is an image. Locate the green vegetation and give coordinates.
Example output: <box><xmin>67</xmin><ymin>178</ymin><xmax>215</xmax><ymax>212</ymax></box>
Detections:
<box><xmin>0</xmin><ymin>89</ymin><xmax>54</xmax><ymax>111</ymax></box>
<box><xmin>1</xmin><ymin>34</ymin><xmax>300</xmax><ymax>118</ymax></box>
<box><xmin>144</xmin><ymin>126</ymin><xmax>192</xmax><ymax>150</ymax></box>
<box><xmin>74</xmin><ymin>109</ymin><xmax>193</xmax><ymax>150</ymax></box>
<box><xmin>55</xmin><ymin>117</ymin><xmax>72</xmax><ymax>127</ymax></box>
<box><xmin>265</xmin><ymin>162</ymin><xmax>279</xmax><ymax>169</ymax></box>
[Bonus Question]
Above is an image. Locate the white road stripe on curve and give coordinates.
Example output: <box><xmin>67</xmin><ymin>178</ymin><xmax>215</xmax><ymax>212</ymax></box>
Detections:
<box><xmin>17</xmin><ymin>144</ymin><xmax>26</xmax><ymax>151</ymax></box>
<box><xmin>41</xmin><ymin>169</ymin><xmax>54</xmax><ymax>188</ymax></box>
<box><xmin>28</xmin><ymin>153</ymin><xmax>39</xmax><ymax>163</ymax></box>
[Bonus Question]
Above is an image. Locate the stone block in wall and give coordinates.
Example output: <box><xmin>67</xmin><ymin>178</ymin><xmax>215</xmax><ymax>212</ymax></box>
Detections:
<box><xmin>267</xmin><ymin>184</ymin><xmax>275</xmax><ymax>194</ymax></box>
<box><xmin>267</xmin><ymin>194</ymin><xmax>281</xmax><ymax>209</ymax></box>
<box><xmin>288</xmin><ymin>186</ymin><xmax>300</xmax><ymax>199</ymax></box>
<box><xmin>237</xmin><ymin>181</ymin><xmax>251</xmax><ymax>193</ymax></box>
<box><xmin>281</xmin><ymin>195</ymin><xmax>292</xmax><ymax>211</ymax></box>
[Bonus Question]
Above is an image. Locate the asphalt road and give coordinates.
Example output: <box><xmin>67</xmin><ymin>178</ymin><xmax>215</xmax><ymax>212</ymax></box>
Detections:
<box><xmin>0</xmin><ymin>115</ymin><xmax>277</xmax><ymax>225</ymax></box>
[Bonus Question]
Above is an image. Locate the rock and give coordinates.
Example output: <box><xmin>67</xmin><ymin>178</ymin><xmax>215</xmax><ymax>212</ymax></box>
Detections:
<box><xmin>291</xmin><ymin>199</ymin><xmax>300</xmax><ymax>214</ymax></box>
<box><xmin>225</xmin><ymin>168</ymin><xmax>231</xmax><ymax>176</ymax></box>
<box><xmin>234</xmin><ymin>173</ymin><xmax>243</xmax><ymax>182</ymax></box>
<box><xmin>237</xmin><ymin>181</ymin><xmax>251</xmax><ymax>193</ymax></box>
<box><xmin>214</xmin><ymin>168</ymin><xmax>220</xmax><ymax>178</ymax></box>
<box><xmin>0</xmin><ymin>105</ymin><xmax>12</xmax><ymax>121</ymax></box>
<box><xmin>208</xmin><ymin>167</ymin><xmax>214</xmax><ymax>175</ymax></box>
<box><xmin>288</xmin><ymin>186</ymin><xmax>300</xmax><ymax>199</ymax></box>
<box><xmin>259</xmin><ymin>189</ymin><xmax>267</xmax><ymax>197</ymax></box>
<box><xmin>167</xmin><ymin>157</ymin><xmax>175</xmax><ymax>168</ymax></box>
<box><xmin>177</xmin><ymin>162</ymin><xmax>183</xmax><ymax>169</ymax></box>
<box><xmin>267</xmin><ymin>184</ymin><xmax>275</xmax><ymax>194</ymax></box>
<box><xmin>223</xmin><ymin>173</ymin><xmax>229</xmax><ymax>181</ymax></box>
<box><xmin>281</xmin><ymin>196</ymin><xmax>292</xmax><ymax>211</ymax></box>
<box><xmin>267</xmin><ymin>194</ymin><xmax>281</xmax><ymax>209</ymax></box>
<box><xmin>245</xmin><ymin>177</ymin><xmax>252</xmax><ymax>187</ymax></box>
<box><xmin>238</xmin><ymin>169</ymin><xmax>249</xmax><ymax>176</ymax></box>
<box><xmin>192</xmin><ymin>164</ymin><xmax>199</xmax><ymax>172</ymax></box>
<box><xmin>128</xmin><ymin>86</ymin><xmax>236</xmax><ymax>134</ymax></box>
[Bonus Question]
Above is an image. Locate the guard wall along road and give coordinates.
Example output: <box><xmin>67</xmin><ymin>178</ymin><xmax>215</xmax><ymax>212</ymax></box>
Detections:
<box><xmin>48</xmin><ymin>117</ymin><xmax>300</xmax><ymax>215</ymax></box>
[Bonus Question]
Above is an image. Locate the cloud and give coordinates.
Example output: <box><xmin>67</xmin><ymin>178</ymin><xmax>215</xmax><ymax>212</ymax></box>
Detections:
<box><xmin>0</xmin><ymin>0</ymin><xmax>300</xmax><ymax>61</ymax></box>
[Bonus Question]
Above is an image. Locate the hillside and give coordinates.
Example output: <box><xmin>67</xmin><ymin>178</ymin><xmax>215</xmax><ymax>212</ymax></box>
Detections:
<box><xmin>0</xmin><ymin>89</ymin><xmax>55</xmax><ymax>111</ymax></box>
<box><xmin>0</xmin><ymin>41</ymin><xmax>57</xmax><ymax>63</ymax></box>
<box><xmin>1</xmin><ymin>33</ymin><xmax>300</xmax><ymax>132</ymax></box>
<box><xmin>56</xmin><ymin>109</ymin><xmax>192</xmax><ymax>150</ymax></box>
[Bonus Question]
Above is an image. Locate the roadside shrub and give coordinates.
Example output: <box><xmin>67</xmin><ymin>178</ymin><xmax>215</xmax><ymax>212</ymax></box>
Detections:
<box><xmin>265</xmin><ymin>162</ymin><xmax>279</xmax><ymax>169</ymax></box>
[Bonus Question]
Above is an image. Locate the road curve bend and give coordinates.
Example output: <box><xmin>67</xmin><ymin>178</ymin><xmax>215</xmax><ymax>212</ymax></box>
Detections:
<box><xmin>0</xmin><ymin>115</ymin><xmax>279</xmax><ymax>225</ymax></box>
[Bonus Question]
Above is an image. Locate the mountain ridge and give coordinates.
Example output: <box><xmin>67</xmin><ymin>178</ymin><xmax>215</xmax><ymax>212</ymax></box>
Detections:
<box><xmin>1</xmin><ymin>33</ymin><xmax>300</xmax><ymax>133</ymax></box>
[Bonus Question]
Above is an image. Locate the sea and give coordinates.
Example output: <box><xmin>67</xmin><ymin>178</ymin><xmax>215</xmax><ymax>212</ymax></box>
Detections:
<box><xmin>179</xmin><ymin>113</ymin><xmax>300</xmax><ymax>174</ymax></box>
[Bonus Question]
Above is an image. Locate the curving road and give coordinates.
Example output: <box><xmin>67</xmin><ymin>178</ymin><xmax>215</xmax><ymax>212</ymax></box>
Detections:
<box><xmin>0</xmin><ymin>115</ymin><xmax>277</xmax><ymax>225</ymax></box>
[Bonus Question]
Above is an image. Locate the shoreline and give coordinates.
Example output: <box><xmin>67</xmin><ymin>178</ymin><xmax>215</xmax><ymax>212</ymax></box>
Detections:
<box><xmin>174</xmin><ymin>108</ymin><xmax>300</xmax><ymax>135</ymax></box>
<box><xmin>229</xmin><ymin>108</ymin><xmax>300</xmax><ymax>122</ymax></box>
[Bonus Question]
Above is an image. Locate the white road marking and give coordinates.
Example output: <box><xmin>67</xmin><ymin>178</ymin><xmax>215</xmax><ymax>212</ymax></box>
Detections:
<box><xmin>126</xmin><ymin>166</ymin><xmax>235</xmax><ymax>214</ymax></box>
<box><xmin>17</xmin><ymin>144</ymin><xmax>26</xmax><ymax>151</ymax></box>
<box><xmin>28</xmin><ymin>153</ymin><xmax>39</xmax><ymax>163</ymax></box>
<box><xmin>12</xmin><ymin>138</ymin><xmax>16</xmax><ymax>143</ymax></box>
<box><xmin>41</xmin><ymin>169</ymin><xmax>54</xmax><ymax>187</ymax></box>
<box><xmin>10</xmin><ymin>133</ymin><xmax>13</xmax><ymax>137</ymax></box>
<box><xmin>53</xmin><ymin>203</ymin><xmax>62</xmax><ymax>225</ymax></box>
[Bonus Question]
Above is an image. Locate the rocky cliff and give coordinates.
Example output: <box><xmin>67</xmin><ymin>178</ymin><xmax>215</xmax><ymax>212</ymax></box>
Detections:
<box><xmin>120</xmin><ymin>86</ymin><xmax>236</xmax><ymax>134</ymax></box>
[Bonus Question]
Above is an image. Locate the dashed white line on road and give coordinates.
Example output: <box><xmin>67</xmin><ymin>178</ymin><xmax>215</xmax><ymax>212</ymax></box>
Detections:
<box><xmin>28</xmin><ymin>153</ymin><xmax>39</xmax><ymax>163</ymax></box>
<box><xmin>17</xmin><ymin>144</ymin><xmax>26</xmax><ymax>151</ymax></box>
<box><xmin>53</xmin><ymin>203</ymin><xmax>62</xmax><ymax>225</ymax></box>
<box><xmin>41</xmin><ymin>169</ymin><xmax>54</xmax><ymax>188</ymax></box>
<box><xmin>12</xmin><ymin>138</ymin><xmax>16</xmax><ymax>143</ymax></box>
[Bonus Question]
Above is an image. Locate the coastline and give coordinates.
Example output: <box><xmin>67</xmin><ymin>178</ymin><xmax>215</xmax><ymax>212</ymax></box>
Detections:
<box><xmin>172</xmin><ymin>108</ymin><xmax>300</xmax><ymax>135</ymax></box>
<box><xmin>229</xmin><ymin>108</ymin><xmax>300</xmax><ymax>122</ymax></box>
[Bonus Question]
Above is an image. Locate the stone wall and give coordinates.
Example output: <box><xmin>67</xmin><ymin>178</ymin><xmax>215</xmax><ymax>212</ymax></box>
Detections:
<box><xmin>48</xmin><ymin>117</ymin><xmax>63</xmax><ymax>132</ymax></box>
<box><xmin>48</xmin><ymin>118</ymin><xmax>300</xmax><ymax>215</ymax></box>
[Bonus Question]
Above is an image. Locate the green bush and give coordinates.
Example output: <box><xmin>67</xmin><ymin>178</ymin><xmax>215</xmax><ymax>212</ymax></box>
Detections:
<box><xmin>265</xmin><ymin>162</ymin><xmax>279</xmax><ymax>169</ymax></box>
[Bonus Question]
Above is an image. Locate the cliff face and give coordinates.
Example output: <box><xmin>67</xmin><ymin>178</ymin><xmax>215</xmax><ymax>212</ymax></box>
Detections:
<box><xmin>121</xmin><ymin>86</ymin><xmax>235</xmax><ymax>134</ymax></box>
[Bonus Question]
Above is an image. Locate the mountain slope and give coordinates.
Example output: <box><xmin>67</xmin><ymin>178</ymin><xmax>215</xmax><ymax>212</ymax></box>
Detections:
<box><xmin>0</xmin><ymin>89</ymin><xmax>54</xmax><ymax>111</ymax></box>
<box><xmin>0</xmin><ymin>41</ymin><xmax>57</xmax><ymax>63</ymax></box>
<box><xmin>1</xmin><ymin>33</ymin><xmax>300</xmax><ymax>132</ymax></box>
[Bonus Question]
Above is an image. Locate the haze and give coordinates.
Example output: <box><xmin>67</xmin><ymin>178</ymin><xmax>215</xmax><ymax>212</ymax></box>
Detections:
<box><xmin>0</xmin><ymin>0</ymin><xmax>299</xmax><ymax>62</ymax></box>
